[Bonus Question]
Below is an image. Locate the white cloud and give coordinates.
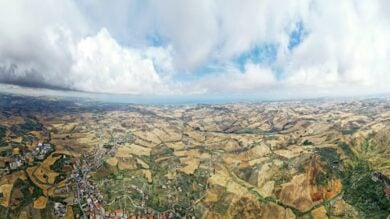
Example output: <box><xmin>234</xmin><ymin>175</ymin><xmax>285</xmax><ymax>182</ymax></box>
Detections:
<box><xmin>0</xmin><ymin>0</ymin><xmax>85</xmax><ymax>89</ymax></box>
<box><xmin>69</xmin><ymin>28</ymin><xmax>171</xmax><ymax>94</ymax></box>
<box><xmin>0</xmin><ymin>0</ymin><xmax>389</xmax><ymax>98</ymax></box>
<box><xmin>188</xmin><ymin>62</ymin><xmax>276</xmax><ymax>94</ymax></box>
<box><xmin>142</xmin><ymin>0</ymin><xmax>310</xmax><ymax>69</ymax></box>
<box><xmin>0</xmin><ymin>0</ymin><xmax>174</xmax><ymax>95</ymax></box>
<box><xmin>277</xmin><ymin>1</ymin><xmax>390</xmax><ymax>95</ymax></box>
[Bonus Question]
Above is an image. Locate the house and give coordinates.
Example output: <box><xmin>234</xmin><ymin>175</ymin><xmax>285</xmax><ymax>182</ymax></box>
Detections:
<box><xmin>9</xmin><ymin>158</ymin><xmax>24</xmax><ymax>170</ymax></box>
<box><xmin>371</xmin><ymin>172</ymin><xmax>383</xmax><ymax>182</ymax></box>
<box><xmin>34</xmin><ymin>142</ymin><xmax>54</xmax><ymax>160</ymax></box>
<box><xmin>384</xmin><ymin>186</ymin><xmax>390</xmax><ymax>199</ymax></box>
<box><xmin>114</xmin><ymin>209</ymin><xmax>128</xmax><ymax>218</ymax></box>
<box><xmin>54</xmin><ymin>202</ymin><xmax>67</xmax><ymax>217</ymax></box>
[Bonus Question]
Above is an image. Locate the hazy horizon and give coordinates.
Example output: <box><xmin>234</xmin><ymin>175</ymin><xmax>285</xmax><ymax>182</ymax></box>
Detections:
<box><xmin>1</xmin><ymin>83</ymin><xmax>389</xmax><ymax>105</ymax></box>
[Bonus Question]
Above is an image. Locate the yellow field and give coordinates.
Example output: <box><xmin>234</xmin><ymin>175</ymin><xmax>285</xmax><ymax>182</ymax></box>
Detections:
<box><xmin>0</xmin><ymin>184</ymin><xmax>13</xmax><ymax>207</ymax></box>
<box><xmin>33</xmin><ymin>196</ymin><xmax>48</xmax><ymax>209</ymax></box>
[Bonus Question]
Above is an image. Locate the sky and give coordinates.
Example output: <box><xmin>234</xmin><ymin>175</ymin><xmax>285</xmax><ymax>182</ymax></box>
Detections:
<box><xmin>0</xmin><ymin>0</ymin><xmax>390</xmax><ymax>100</ymax></box>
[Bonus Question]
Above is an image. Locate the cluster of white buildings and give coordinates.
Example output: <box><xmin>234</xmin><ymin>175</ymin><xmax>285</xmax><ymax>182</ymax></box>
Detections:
<box><xmin>54</xmin><ymin>202</ymin><xmax>67</xmax><ymax>217</ymax></box>
<box><xmin>32</xmin><ymin>142</ymin><xmax>54</xmax><ymax>160</ymax></box>
<box><xmin>8</xmin><ymin>154</ymin><xmax>26</xmax><ymax>171</ymax></box>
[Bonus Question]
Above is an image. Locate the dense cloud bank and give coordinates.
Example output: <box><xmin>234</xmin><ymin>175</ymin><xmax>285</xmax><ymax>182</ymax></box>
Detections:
<box><xmin>0</xmin><ymin>0</ymin><xmax>389</xmax><ymax>97</ymax></box>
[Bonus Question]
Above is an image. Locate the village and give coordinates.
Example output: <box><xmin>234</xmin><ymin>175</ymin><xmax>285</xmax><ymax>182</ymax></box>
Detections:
<box><xmin>0</xmin><ymin>141</ymin><xmax>53</xmax><ymax>176</ymax></box>
<box><xmin>0</xmin><ymin>118</ymin><xmax>201</xmax><ymax>219</ymax></box>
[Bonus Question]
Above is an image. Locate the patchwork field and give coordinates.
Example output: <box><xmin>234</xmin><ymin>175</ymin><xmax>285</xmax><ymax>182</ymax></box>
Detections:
<box><xmin>0</xmin><ymin>94</ymin><xmax>389</xmax><ymax>218</ymax></box>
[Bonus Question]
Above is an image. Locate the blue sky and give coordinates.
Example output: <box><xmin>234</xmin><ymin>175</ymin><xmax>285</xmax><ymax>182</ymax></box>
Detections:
<box><xmin>0</xmin><ymin>0</ymin><xmax>389</xmax><ymax>100</ymax></box>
